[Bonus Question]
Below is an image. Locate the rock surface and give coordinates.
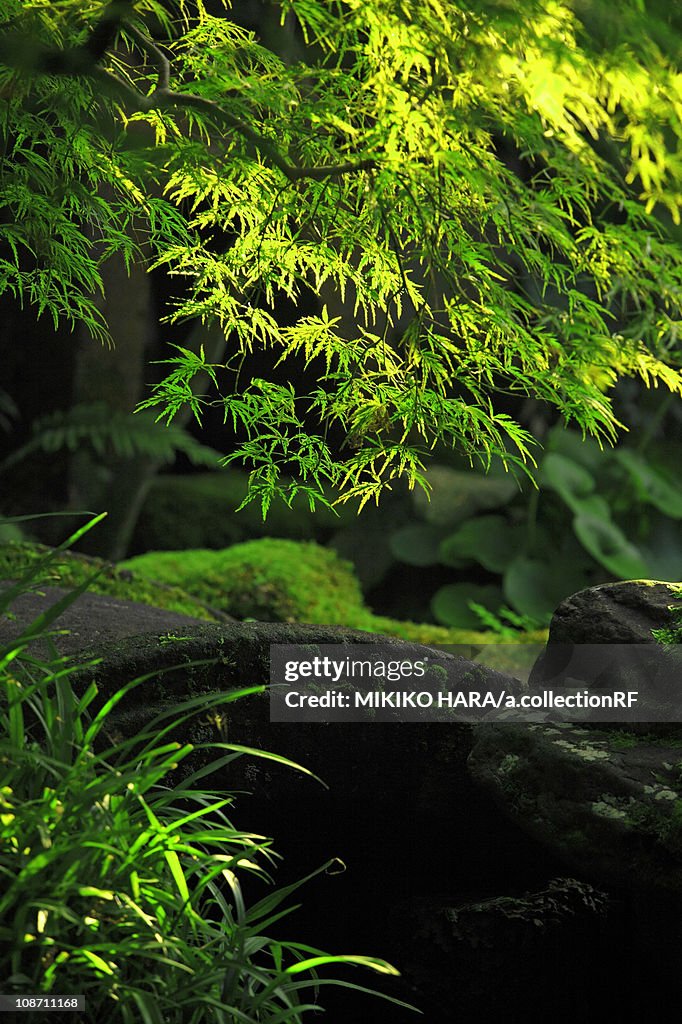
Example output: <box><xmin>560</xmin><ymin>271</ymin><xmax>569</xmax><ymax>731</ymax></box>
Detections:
<box><xmin>470</xmin><ymin>580</ymin><xmax>682</xmax><ymax>897</ymax></box>
<box><xmin>540</xmin><ymin>579</ymin><xmax>679</xmax><ymax>645</ymax></box>
<box><xmin>0</xmin><ymin>582</ymin><xmax>522</xmax><ymax>717</ymax></box>
<box><xmin>0</xmin><ymin>585</ymin><xmax>518</xmax><ymax>848</ymax></box>
<box><xmin>382</xmin><ymin>878</ymin><xmax>610</xmax><ymax>1021</ymax></box>
<box><xmin>2</xmin><ymin>582</ymin><xmax>570</xmax><ymax>1024</ymax></box>
<box><xmin>4</xmin><ymin>581</ymin><xmax>680</xmax><ymax>1020</ymax></box>
<box><xmin>469</xmin><ymin>723</ymin><xmax>682</xmax><ymax>893</ymax></box>
<box><xmin>528</xmin><ymin>580</ymin><xmax>681</xmax><ymax>721</ymax></box>
<box><xmin>0</xmin><ymin>584</ymin><xmax>228</xmax><ymax>660</ymax></box>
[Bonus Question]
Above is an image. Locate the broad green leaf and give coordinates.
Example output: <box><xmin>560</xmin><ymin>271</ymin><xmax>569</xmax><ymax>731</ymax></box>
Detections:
<box><xmin>546</xmin><ymin>426</ymin><xmax>604</xmax><ymax>471</ymax></box>
<box><xmin>439</xmin><ymin>515</ymin><xmax>524</xmax><ymax>572</ymax></box>
<box><xmin>414</xmin><ymin>466</ymin><xmax>518</xmax><ymax>527</ymax></box>
<box><xmin>632</xmin><ymin>515</ymin><xmax>682</xmax><ymax>582</ymax></box>
<box><xmin>614</xmin><ymin>449</ymin><xmax>682</xmax><ymax>518</ymax></box>
<box><xmin>390</xmin><ymin>523</ymin><xmax>445</xmax><ymax>566</ymax></box>
<box><xmin>431</xmin><ymin>583</ymin><xmax>504</xmax><ymax>628</ymax></box>
<box><xmin>503</xmin><ymin>555</ymin><xmax>589</xmax><ymax>622</ymax></box>
<box><xmin>573</xmin><ymin>513</ymin><xmax>649</xmax><ymax>579</ymax></box>
<box><xmin>538</xmin><ymin>452</ymin><xmax>595</xmax><ymax>511</ymax></box>
<box><xmin>567</xmin><ymin>494</ymin><xmax>612</xmax><ymax>520</ymax></box>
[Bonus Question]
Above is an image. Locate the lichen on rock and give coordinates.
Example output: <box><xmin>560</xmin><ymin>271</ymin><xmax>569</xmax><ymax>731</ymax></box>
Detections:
<box><xmin>469</xmin><ymin>723</ymin><xmax>682</xmax><ymax>892</ymax></box>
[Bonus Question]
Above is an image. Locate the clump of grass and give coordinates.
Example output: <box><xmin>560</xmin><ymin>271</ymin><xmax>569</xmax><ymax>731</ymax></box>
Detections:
<box><xmin>0</xmin><ymin>517</ymin><xmax>414</xmax><ymax>1022</ymax></box>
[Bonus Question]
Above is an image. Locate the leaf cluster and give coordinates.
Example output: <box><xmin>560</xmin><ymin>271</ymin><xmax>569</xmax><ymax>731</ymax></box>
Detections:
<box><xmin>389</xmin><ymin>424</ymin><xmax>682</xmax><ymax>627</ymax></box>
<box><xmin>1</xmin><ymin>0</ymin><xmax>681</xmax><ymax>509</ymax></box>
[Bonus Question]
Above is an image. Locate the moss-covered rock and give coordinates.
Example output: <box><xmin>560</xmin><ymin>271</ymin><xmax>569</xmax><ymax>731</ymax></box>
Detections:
<box><xmin>469</xmin><ymin>723</ymin><xmax>682</xmax><ymax>892</ymax></box>
<box><xmin>122</xmin><ymin>539</ymin><xmax>365</xmax><ymax>624</ymax></box>
<box><xmin>122</xmin><ymin>538</ymin><xmax>547</xmax><ymax>652</ymax></box>
<box><xmin>540</xmin><ymin>579</ymin><xmax>681</xmax><ymax>645</ymax></box>
<box><xmin>0</xmin><ymin>542</ymin><xmax>226</xmax><ymax>622</ymax></box>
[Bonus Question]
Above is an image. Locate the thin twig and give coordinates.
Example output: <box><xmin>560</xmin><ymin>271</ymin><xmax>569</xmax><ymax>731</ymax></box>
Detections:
<box><xmin>124</xmin><ymin>22</ymin><xmax>170</xmax><ymax>91</ymax></box>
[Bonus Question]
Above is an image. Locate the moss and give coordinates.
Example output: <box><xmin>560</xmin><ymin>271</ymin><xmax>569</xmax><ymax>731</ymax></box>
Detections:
<box><xmin>0</xmin><ymin>542</ymin><xmax>221</xmax><ymax>622</ymax></box>
<box><xmin>498</xmin><ymin>754</ymin><xmax>521</xmax><ymax>775</ymax></box>
<box><xmin>589</xmin><ymin>729</ymin><xmax>682</xmax><ymax>750</ymax></box>
<box><xmin>122</xmin><ymin>539</ymin><xmax>365</xmax><ymax>624</ymax></box>
<box><xmin>365</xmin><ymin>612</ymin><xmax>547</xmax><ymax>647</ymax></box>
<box><xmin>591</xmin><ymin>800</ymin><xmax>628</xmax><ymax>821</ymax></box>
<box><xmin>553</xmin><ymin>739</ymin><xmax>610</xmax><ymax>761</ymax></box>
<box><xmin>0</xmin><ymin>522</ymin><xmax>24</xmax><ymax>543</ymax></box>
<box><xmin>653</xmin><ymin>583</ymin><xmax>682</xmax><ymax>644</ymax></box>
<box><xmin>122</xmin><ymin>538</ymin><xmax>547</xmax><ymax>649</ymax></box>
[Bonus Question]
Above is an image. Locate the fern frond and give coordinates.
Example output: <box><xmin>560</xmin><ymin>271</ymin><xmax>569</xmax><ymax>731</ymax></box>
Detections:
<box><xmin>0</xmin><ymin>404</ymin><xmax>221</xmax><ymax>472</ymax></box>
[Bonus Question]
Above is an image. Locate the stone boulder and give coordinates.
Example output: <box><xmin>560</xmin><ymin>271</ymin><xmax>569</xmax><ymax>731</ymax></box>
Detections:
<box><xmin>0</xmin><ymin>584</ymin><xmax>228</xmax><ymax>661</ymax></box>
<box><xmin>1</xmin><ymin>587</ymin><xmax>562</xmax><ymax>986</ymax></box>
<box><xmin>470</xmin><ymin>581</ymin><xmax>682</xmax><ymax>897</ymax></box>
<box><xmin>469</xmin><ymin>723</ymin><xmax>682</xmax><ymax>893</ymax></box>
<box><xmin>0</xmin><ymin>582</ymin><xmax>516</xmax><ymax>721</ymax></box>
<box><xmin>4</xmin><ymin>583</ymin><xmax>677</xmax><ymax>1021</ymax></box>
<box><xmin>541</xmin><ymin>580</ymin><xmax>680</xmax><ymax>645</ymax></box>
<box><xmin>528</xmin><ymin>581</ymin><xmax>681</xmax><ymax>723</ymax></box>
<box><xmin>121</xmin><ymin>539</ymin><xmax>545</xmax><ymax>649</ymax></box>
<box><xmin>381</xmin><ymin>878</ymin><xmax>609</xmax><ymax>1021</ymax></box>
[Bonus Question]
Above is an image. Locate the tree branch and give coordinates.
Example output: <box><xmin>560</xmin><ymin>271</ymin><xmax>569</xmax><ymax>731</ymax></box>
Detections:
<box><xmin>124</xmin><ymin>22</ymin><xmax>170</xmax><ymax>91</ymax></box>
<box><xmin>122</xmin><ymin>23</ymin><xmax>375</xmax><ymax>182</ymax></box>
<box><xmin>83</xmin><ymin>0</ymin><xmax>136</xmax><ymax>62</ymax></box>
<box><xmin>0</xmin><ymin>11</ymin><xmax>376</xmax><ymax>183</ymax></box>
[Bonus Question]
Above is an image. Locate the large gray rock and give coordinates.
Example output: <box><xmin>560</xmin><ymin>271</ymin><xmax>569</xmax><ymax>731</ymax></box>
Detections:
<box><xmin>381</xmin><ymin>878</ymin><xmax>609</xmax><ymax>1021</ymax></box>
<box><xmin>0</xmin><ymin>584</ymin><xmax>543</xmax><ymax>920</ymax></box>
<box><xmin>469</xmin><ymin>580</ymin><xmax>682</xmax><ymax>897</ymax></box>
<box><xmin>0</xmin><ymin>583</ymin><xmax>523</xmax><ymax>724</ymax></box>
<box><xmin>528</xmin><ymin>582</ymin><xmax>681</xmax><ymax>718</ymax></box>
<box><xmin>0</xmin><ymin>584</ymin><xmax>227</xmax><ymax>660</ymax></box>
<box><xmin>0</xmin><ymin>584</ymin><xmax>516</xmax><ymax>828</ymax></box>
<box><xmin>541</xmin><ymin>580</ymin><xmax>679</xmax><ymax>645</ymax></box>
<box><xmin>5</xmin><ymin>584</ymin><xmax>676</xmax><ymax>1019</ymax></box>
